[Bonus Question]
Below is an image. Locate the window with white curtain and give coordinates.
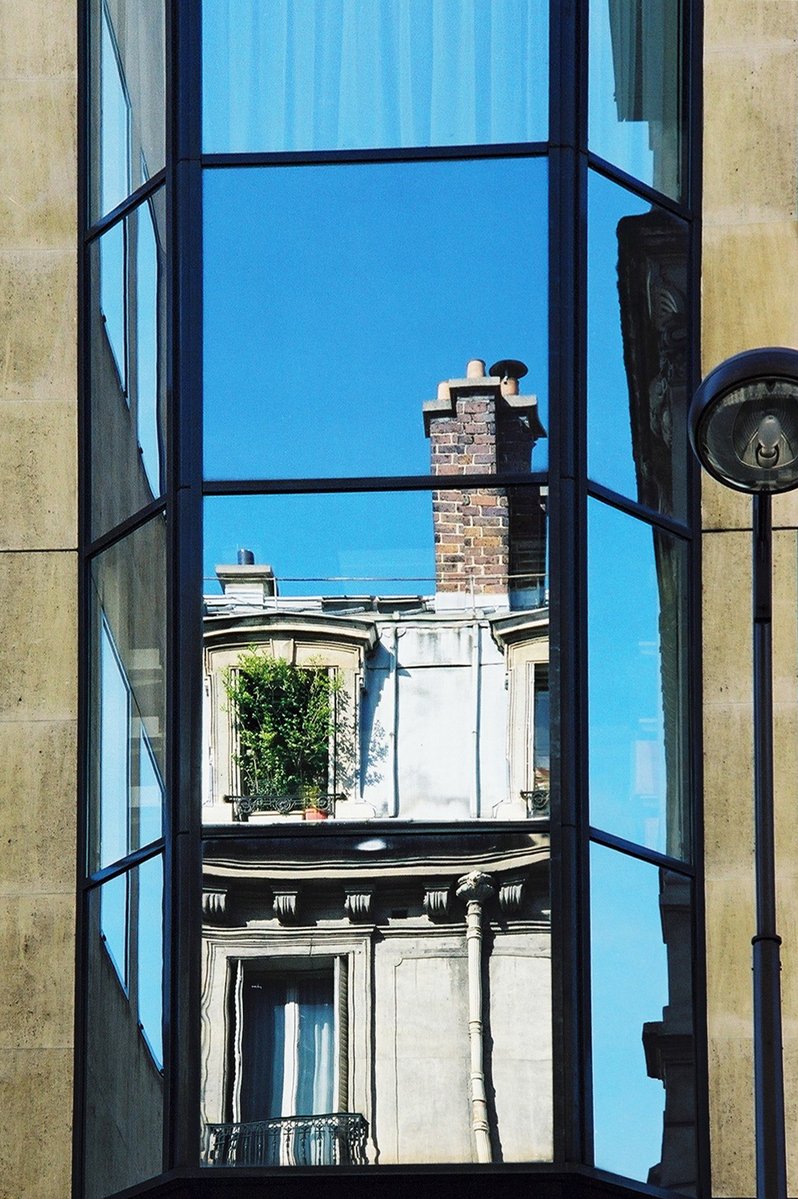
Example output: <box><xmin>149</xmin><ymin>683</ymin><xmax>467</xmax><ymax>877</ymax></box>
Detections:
<box><xmin>235</xmin><ymin>963</ymin><xmax>344</xmax><ymax>1165</ymax></box>
<box><xmin>202</xmin><ymin>0</ymin><xmax>548</xmax><ymax>153</ymax></box>
<box><xmin>240</xmin><ymin>968</ymin><xmax>336</xmax><ymax>1121</ymax></box>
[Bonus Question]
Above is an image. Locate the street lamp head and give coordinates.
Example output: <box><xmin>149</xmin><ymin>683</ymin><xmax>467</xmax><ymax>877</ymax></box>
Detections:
<box><xmin>689</xmin><ymin>347</ymin><xmax>798</xmax><ymax>493</ymax></box>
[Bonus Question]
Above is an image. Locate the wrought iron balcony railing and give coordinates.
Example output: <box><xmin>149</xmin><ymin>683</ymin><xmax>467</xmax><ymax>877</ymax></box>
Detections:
<box><xmin>203</xmin><ymin>1113</ymin><xmax>369</xmax><ymax>1167</ymax></box>
<box><xmin>521</xmin><ymin>786</ymin><xmax>550</xmax><ymax>818</ymax></box>
<box><xmin>224</xmin><ymin>791</ymin><xmax>345</xmax><ymax>822</ymax></box>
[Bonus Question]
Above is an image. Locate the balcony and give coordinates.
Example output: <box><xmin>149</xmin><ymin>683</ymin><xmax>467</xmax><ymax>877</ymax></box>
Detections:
<box><xmin>203</xmin><ymin>1113</ymin><xmax>370</xmax><ymax>1167</ymax></box>
<box><xmin>225</xmin><ymin>791</ymin><xmax>346</xmax><ymax>822</ymax></box>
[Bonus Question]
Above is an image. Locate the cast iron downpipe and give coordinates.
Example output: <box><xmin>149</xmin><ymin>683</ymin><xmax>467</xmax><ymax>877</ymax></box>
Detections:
<box><xmin>456</xmin><ymin>870</ymin><xmax>495</xmax><ymax>1163</ymax></box>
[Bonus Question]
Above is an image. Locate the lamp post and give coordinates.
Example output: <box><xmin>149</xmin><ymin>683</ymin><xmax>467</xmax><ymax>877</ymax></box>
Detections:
<box><xmin>689</xmin><ymin>347</ymin><xmax>798</xmax><ymax>1199</ymax></box>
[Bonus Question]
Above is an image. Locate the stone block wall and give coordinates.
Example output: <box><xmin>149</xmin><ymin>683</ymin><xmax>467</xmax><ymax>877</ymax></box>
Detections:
<box><xmin>0</xmin><ymin>3</ymin><xmax>77</xmax><ymax>1197</ymax></box>
<box><xmin>702</xmin><ymin>2</ymin><xmax>798</xmax><ymax>1193</ymax></box>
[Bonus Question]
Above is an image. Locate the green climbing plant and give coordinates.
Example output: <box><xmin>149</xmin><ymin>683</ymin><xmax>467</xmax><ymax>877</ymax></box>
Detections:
<box><xmin>224</xmin><ymin>650</ymin><xmax>338</xmax><ymax>797</ymax></box>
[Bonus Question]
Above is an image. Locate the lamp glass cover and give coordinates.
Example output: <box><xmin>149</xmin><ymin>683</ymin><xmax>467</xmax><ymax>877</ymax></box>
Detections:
<box><xmin>695</xmin><ymin>378</ymin><xmax>798</xmax><ymax>493</ymax></box>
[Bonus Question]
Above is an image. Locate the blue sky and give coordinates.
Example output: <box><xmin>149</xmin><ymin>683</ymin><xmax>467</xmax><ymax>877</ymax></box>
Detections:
<box><xmin>203</xmin><ymin>156</ymin><xmax>549</xmax><ymax>484</ymax></box>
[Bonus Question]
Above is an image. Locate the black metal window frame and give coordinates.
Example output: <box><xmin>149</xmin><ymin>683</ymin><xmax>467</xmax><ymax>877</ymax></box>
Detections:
<box><xmin>75</xmin><ymin>1</ymin><xmax>708</xmax><ymax>1196</ymax></box>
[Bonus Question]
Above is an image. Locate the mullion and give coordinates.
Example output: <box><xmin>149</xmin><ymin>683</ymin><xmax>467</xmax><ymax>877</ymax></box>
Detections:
<box><xmin>84</xmin><ymin>169</ymin><xmax>167</xmax><ymax>243</ymax></box>
<box><xmin>588</xmin><ymin>826</ymin><xmax>696</xmax><ymax>877</ymax></box>
<box><xmin>585</xmin><ymin>152</ymin><xmax>694</xmax><ymax>222</ymax></box>
<box><xmin>200</xmin><ymin>142</ymin><xmax>550</xmax><ymax>171</ymax></box>
<box><xmin>202</xmin><ymin>472</ymin><xmax>548</xmax><ymax>496</ymax></box>
<box><xmin>586</xmin><ymin>481</ymin><xmax>695</xmax><ymax>541</ymax></box>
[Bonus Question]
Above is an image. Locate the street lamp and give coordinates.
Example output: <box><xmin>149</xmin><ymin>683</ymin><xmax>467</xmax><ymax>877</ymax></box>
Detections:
<box><xmin>690</xmin><ymin>347</ymin><xmax>798</xmax><ymax>1199</ymax></box>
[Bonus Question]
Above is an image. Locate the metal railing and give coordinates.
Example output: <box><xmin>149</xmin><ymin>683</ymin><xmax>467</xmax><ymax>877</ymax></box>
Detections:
<box><xmin>521</xmin><ymin>785</ymin><xmax>550</xmax><ymax>818</ymax></box>
<box><xmin>203</xmin><ymin>1113</ymin><xmax>369</xmax><ymax>1167</ymax></box>
<box><xmin>224</xmin><ymin>792</ymin><xmax>345</xmax><ymax>821</ymax></box>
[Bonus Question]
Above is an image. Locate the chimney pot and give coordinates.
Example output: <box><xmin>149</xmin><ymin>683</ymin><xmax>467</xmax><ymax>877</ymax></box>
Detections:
<box><xmin>237</xmin><ymin>548</ymin><xmax>255</xmax><ymax>565</ymax></box>
<box><xmin>437</xmin><ymin>380</ymin><xmax>451</xmax><ymax>400</ymax></box>
<box><xmin>466</xmin><ymin>359</ymin><xmax>486</xmax><ymax>379</ymax></box>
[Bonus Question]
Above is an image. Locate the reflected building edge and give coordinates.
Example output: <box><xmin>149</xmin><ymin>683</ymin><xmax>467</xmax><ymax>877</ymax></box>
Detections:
<box><xmin>589</xmin><ymin>191</ymin><xmax>695</xmax><ymax>1188</ymax></box>
<box><xmin>623</xmin><ymin>203</ymin><xmax>695</xmax><ymax>1189</ymax></box>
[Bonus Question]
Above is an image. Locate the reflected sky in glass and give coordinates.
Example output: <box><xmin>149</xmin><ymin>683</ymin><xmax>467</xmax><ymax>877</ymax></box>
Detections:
<box><xmin>99</xmin><ymin>220</ymin><xmax>126</xmax><ymax>391</ymax></box>
<box><xmin>136</xmin><ymin>199</ymin><xmax>161</xmax><ymax>497</ymax></box>
<box><xmin>205</xmin><ymin>492</ymin><xmax>435</xmax><ymax>598</ymax></box>
<box><xmin>203</xmin><ymin>158</ymin><xmax>548</xmax><ymax>481</ymax></box>
<box><xmin>100</xmin><ymin>3</ymin><xmax>130</xmax><ymax>217</ymax></box>
<box><xmin>137</xmin><ymin>854</ymin><xmax>164</xmax><ymax>1067</ymax></box>
<box><xmin>202</xmin><ymin>0</ymin><xmax>548</xmax><ymax>153</ymax></box>
<box><xmin>590</xmin><ymin>843</ymin><xmax>670</xmax><ymax>1180</ymax></box>
<box><xmin>588</xmin><ymin>500</ymin><xmax>687</xmax><ymax>856</ymax></box>
<box><xmin>100</xmin><ymin>871</ymin><xmax>128</xmax><ymax>988</ymax></box>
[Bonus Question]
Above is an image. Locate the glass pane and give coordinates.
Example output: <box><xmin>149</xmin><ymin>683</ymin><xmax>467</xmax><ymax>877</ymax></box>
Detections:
<box><xmin>136</xmin><ymin>728</ymin><xmax>163</xmax><ymax>848</ymax></box>
<box><xmin>88</xmin><ymin>516</ymin><xmax>167</xmax><ymax>872</ymax></box>
<box><xmin>587</xmin><ymin>501</ymin><xmax>689</xmax><ymax>859</ymax></box>
<box><xmin>203</xmin><ymin>158</ymin><xmax>548</xmax><ymax>480</ymax></box>
<box><xmin>99</xmin><ymin>870</ymin><xmax>127</xmax><ymax>986</ymax></box>
<box><xmin>135</xmin><ymin>198</ymin><xmax>162</xmax><ymax>496</ymax></box>
<box><xmin>85</xmin><ymin>871</ymin><xmax>164</xmax><ymax>1198</ymax></box>
<box><xmin>99</xmin><ymin>2</ymin><xmax>129</xmax><ymax>216</ymax></box>
<box><xmin>90</xmin><ymin>0</ymin><xmax>166</xmax><ymax>221</ymax></box>
<box><xmin>203</xmin><ymin>489</ymin><xmax>548</xmax><ymax>825</ymax></box>
<box><xmin>588</xmin><ymin>0</ymin><xmax>684</xmax><ymax>200</ymax></box>
<box><xmin>137</xmin><ymin>854</ymin><xmax>164</xmax><ymax>1068</ymax></box>
<box><xmin>201</xmin><ymin>829</ymin><xmax>551</xmax><ymax>1165</ymax></box>
<box><xmin>202</xmin><ymin>0</ymin><xmax>548</xmax><ymax>153</ymax></box>
<box><xmin>587</xmin><ymin>172</ymin><xmax>689</xmax><ymax>519</ymax></box>
<box><xmin>99</xmin><ymin>617</ymin><xmax>130</xmax><ymax>867</ymax></box>
<box><xmin>90</xmin><ymin>189</ymin><xmax>166</xmax><ymax>539</ymax></box>
<box><xmin>99</xmin><ymin>219</ymin><xmax>126</xmax><ymax>391</ymax></box>
<box><xmin>590</xmin><ymin>844</ymin><xmax>696</xmax><ymax>1189</ymax></box>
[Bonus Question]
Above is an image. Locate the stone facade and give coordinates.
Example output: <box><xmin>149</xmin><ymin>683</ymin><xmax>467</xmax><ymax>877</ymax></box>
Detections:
<box><xmin>0</xmin><ymin>4</ymin><xmax>77</xmax><ymax>1197</ymax></box>
<box><xmin>701</xmin><ymin>3</ymin><xmax>798</xmax><ymax>1194</ymax></box>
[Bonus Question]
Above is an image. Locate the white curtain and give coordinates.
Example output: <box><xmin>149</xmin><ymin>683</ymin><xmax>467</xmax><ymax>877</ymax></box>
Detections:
<box><xmin>240</xmin><ymin>970</ymin><xmax>334</xmax><ymax>1121</ymax></box>
<box><xmin>203</xmin><ymin>0</ymin><xmax>548</xmax><ymax>152</ymax></box>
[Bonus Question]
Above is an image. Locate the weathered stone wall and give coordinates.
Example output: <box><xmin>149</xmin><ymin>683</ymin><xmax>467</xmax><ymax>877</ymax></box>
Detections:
<box><xmin>702</xmin><ymin>3</ymin><xmax>798</xmax><ymax>1194</ymax></box>
<box><xmin>0</xmin><ymin>2</ymin><xmax>77</xmax><ymax>1196</ymax></box>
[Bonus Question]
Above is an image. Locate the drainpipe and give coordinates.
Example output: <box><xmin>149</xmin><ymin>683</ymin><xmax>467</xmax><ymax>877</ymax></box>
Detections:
<box><xmin>470</xmin><ymin>624</ymin><xmax>482</xmax><ymax>819</ymax></box>
<box><xmin>456</xmin><ymin>871</ymin><xmax>495</xmax><ymax>1162</ymax></box>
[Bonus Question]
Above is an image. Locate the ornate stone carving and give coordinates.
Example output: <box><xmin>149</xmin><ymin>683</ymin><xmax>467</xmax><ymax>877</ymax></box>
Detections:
<box><xmin>423</xmin><ymin>884</ymin><xmax>453</xmax><ymax>920</ymax></box>
<box><xmin>498</xmin><ymin>877</ymin><xmax>526</xmax><ymax>915</ymax></box>
<box><xmin>273</xmin><ymin>889</ymin><xmax>300</xmax><ymax>924</ymax></box>
<box><xmin>455</xmin><ymin>871</ymin><xmax>496</xmax><ymax>906</ymax></box>
<box><xmin>344</xmin><ymin>888</ymin><xmax>374</xmax><ymax>922</ymax></box>
<box><xmin>202</xmin><ymin>889</ymin><xmax>228</xmax><ymax>923</ymax></box>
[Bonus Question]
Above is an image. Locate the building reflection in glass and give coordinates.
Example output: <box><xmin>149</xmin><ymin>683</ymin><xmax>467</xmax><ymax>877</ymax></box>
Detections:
<box><xmin>200</xmin><ymin>363</ymin><xmax>552</xmax><ymax>1165</ymax></box>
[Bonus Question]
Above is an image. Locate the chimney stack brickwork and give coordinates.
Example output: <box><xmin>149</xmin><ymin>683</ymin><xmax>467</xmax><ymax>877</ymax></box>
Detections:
<box><xmin>424</xmin><ymin>362</ymin><xmax>545</xmax><ymax>598</ymax></box>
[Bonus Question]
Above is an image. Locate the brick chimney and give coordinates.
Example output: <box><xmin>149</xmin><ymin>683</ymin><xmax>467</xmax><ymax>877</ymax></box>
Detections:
<box><xmin>423</xmin><ymin>359</ymin><xmax>546</xmax><ymax>607</ymax></box>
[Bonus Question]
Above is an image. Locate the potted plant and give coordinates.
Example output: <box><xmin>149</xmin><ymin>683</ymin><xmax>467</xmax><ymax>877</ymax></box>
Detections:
<box><xmin>224</xmin><ymin>650</ymin><xmax>340</xmax><ymax>818</ymax></box>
